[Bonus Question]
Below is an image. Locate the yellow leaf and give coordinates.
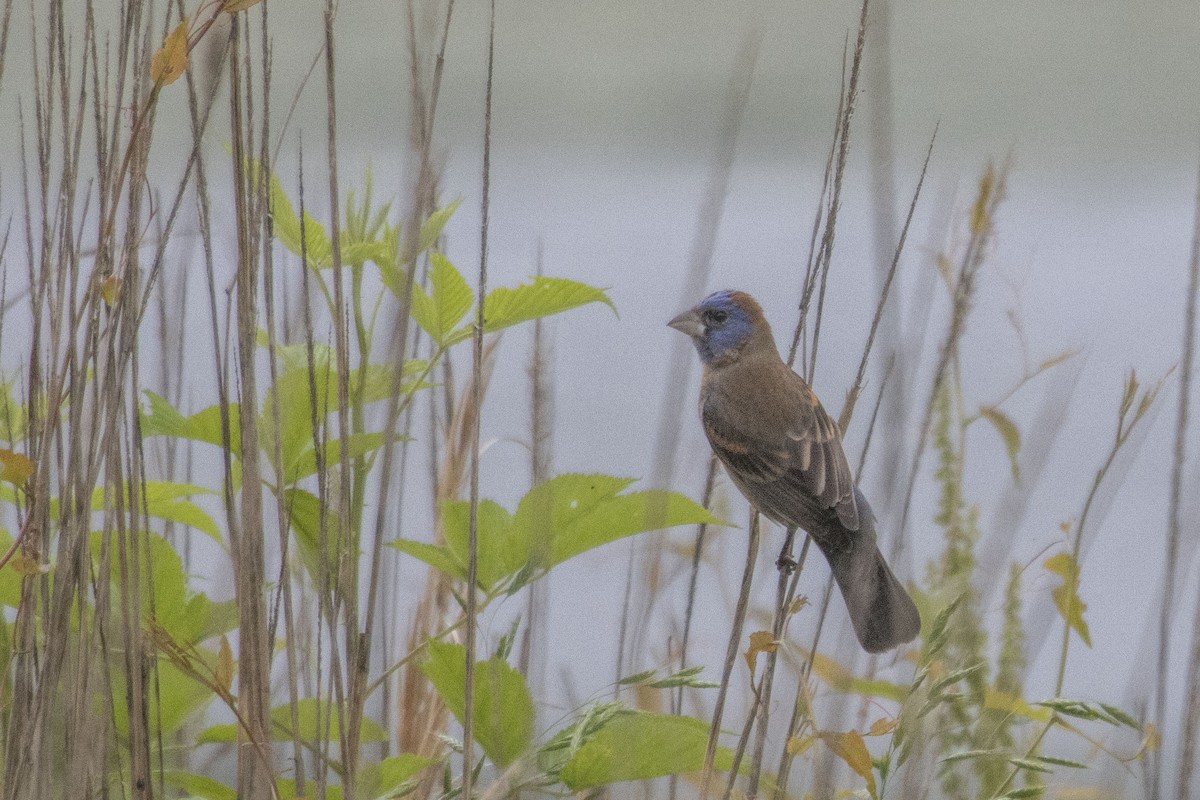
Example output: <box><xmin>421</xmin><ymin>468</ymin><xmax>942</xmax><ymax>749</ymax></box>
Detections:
<box><xmin>982</xmin><ymin>687</ymin><xmax>1052</xmax><ymax>722</ymax></box>
<box><xmin>223</xmin><ymin>0</ymin><xmax>265</xmax><ymax>12</ymax></box>
<box><xmin>970</xmin><ymin>163</ymin><xmax>995</xmax><ymax>234</ymax></box>
<box><xmin>215</xmin><ymin>634</ymin><xmax>234</xmax><ymax>693</ymax></box>
<box><xmin>979</xmin><ymin>406</ymin><xmax>1021</xmax><ymax>482</ymax></box>
<box><xmin>864</xmin><ymin>717</ymin><xmax>897</xmax><ymax>737</ymax></box>
<box><xmin>818</xmin><ymin>730</ymin><xmax>877</xmax><ymax>799</ymax></box>
<box><xmin>786</xmin><ymin>735</ymin><xmax>815</xmax><ymax>756</ymax></box>
<box><xmin>0</xmin><ymin>449</ymin><xmax>33</xmax><ymax>489</ymax></box>
<box><xmin>1044</xmin><ymin>551</ymin><xmax>1091</xmax><ymax>647</ymax></box>
<box><xmin>744</xmin><ymin>630</ymin><xmax>777</xmax><ymax>675</ymax></box>
<box><xmin>150</xmin><ymin>20</ymin><xmax>189</xmax><ymax>86</ymax></box>
<box><xmin>788</xmin><ymin>595</ymin><xmax>809</xmax><ymax>616</ymax></box>
<box><xmin>101</xmin><ymin>273</ymin><xmax>120</xmax><ymax>307</ymax></box>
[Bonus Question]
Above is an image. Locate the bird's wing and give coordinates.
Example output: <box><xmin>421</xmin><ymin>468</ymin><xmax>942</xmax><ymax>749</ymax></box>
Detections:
<box><xmin>703</xmin><ymin>372</ymin><xmax>859</xmax><ymax>531</ymax></box>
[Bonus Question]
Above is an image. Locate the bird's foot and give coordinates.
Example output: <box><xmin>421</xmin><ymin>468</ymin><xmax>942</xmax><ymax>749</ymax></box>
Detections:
<box><xmin>775</xmin><ymin>553</ymin><xmax>798</xmax><ymax>574</ymax></box>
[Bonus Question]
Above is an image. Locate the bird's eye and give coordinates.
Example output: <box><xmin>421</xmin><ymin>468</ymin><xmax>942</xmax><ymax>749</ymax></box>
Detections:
<box><xmin>706</xmin><ymin>309</ymin><xmax>729</xmax><ymax>325</ymax></box>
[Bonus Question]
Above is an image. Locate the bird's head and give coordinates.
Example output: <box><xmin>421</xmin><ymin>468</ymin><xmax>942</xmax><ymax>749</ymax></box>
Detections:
<box><xmin>668</xmin><ymin>290</ymin><xmax>772</xmax><ymax>365</ymax></box>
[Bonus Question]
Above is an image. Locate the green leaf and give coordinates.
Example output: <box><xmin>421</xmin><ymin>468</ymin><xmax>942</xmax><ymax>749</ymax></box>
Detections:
<box><xmin>141</xmin><ymin>391</ymin><xmax>241</xmax><ymax>452</ymax></box>
<box><xmin>445</xmin><ymin>277</ymin><xmax>616</xmax><ymax>345</ymax></box>
<box><xmin>160</xmin><ymin>770</ymin><xmax>238</xmax><ymax>800</ymax></box>
<box><xmin>270</xmin><ymin>172</ymin><xmax>333</xmax><ymax>268</ymax></box>
<box><xmin>359</xmin><ymin>753</ymin><xmax>438</xmax><ymax>800</ymax></box>
<box><xmin>91</xmin><ymin>481</ymin><xmax>221</xmax><ymax>543</ymax></box>
<box><xmin>197</xmin><ymin>697</ymin><xmax>387</xmax><ymax>743</ymax></box>
<box><xmin>558</xmin><ymin>712</ymin><xmax>710</xmax><ymax>789</ymax></box>
<box><xmin>1044</xmin><ymin>552</ymin><xmax>1091</xmax><ymax>647</ymax></box>
<box><xmin>112</xmin><ymin>653</ymin><xmax>217</xmax><ymax>739</ymax></box>
<box><xmin>287</xmin><ymin>431</ymin><xmax>399</xmax><ymax>483</ymax></box>
<box><xmin>284</xmin><ymin>488</ymin><xmax>354</xmax><ymax>585</ymax></box>
<box><xmin>440</xmin><ymin>498</ymin><xmax>515</xmax><ymax>590</ymax></box>
<box><xmin>410</xmin><ymin>253</ymin><xmax>474</xmax><ymax>345</ymax></box>
<box><xmin>388</xmin><ymin>538</ymin><xmax>463</xmax><ymax>582</ymax></box>
<box><xmin>535</xmin><ymin>476</ymin><xmax>724</xmax><ymax>569</ymax></box>
<box><xmin>260</xmin><ymin>362</ymin><xmax>397</xmax><ymax>483</ymax></box>
<box><xmin>422</xmin><ymin>641</ymin><xmax>535</xmax><ymax>766</ymax></box>
<box><xmin>418</xmin><ymin>199</ymin><xmax>462</xmax><ymax>253</ymax></box>
<box><xmin>980</xmin><ymin>406</ymin><xmax>1021</xmax><ymax>483</ymax></box>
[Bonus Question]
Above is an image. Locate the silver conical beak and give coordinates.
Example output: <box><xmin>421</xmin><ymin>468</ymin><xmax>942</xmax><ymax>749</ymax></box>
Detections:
<box><xmin>667</xmin><ymin>309</ymin><xmax>704</xmax><ymax>338</ymax></box>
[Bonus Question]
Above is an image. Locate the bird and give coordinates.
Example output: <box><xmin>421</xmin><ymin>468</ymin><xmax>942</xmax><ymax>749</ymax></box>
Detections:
<box><xmin>669</xmin><ymin>289</ymin><xmax>920</xmax><ymax>653</ymax></box>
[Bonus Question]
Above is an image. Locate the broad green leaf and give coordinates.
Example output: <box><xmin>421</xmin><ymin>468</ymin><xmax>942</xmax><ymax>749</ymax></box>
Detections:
<box><xmin>161</xmin><ymin>770</ymin><xmax>238</xmax><ymax>800</ymax></box>
<box><xmin>91</xmin><ymin>481</ymin><xmax>221</xmax><ymax>542</ymax></box>
<box><xmin>418</xmin><ymin>199</ymin><xmax>462</xmax><ymax>253</ymax></box>
<box><xmin>197</xmin><ymin>697</ymin><xmax>386</xmax><ymax>743</ymax></box>
<box><xmin>141</xmin><ymin>391</ymin><xmax>241</xmax><ymax>452</ymax></box>
<box><xmin>92</xmin><ymin>530</ymin><xmax>188</xmax><ymax>636</ymax></box>
<box><xmin>390</xmin><ymin>475</ymin><xmax>725</xmax><ymax>592</ymax></box>
<box><xmin>538</xmin><ymin>477</ymin><xmax>724</xmax><ymax>568</ymax></box>
<box><xmin>270</xmin><ymin>173</ymin><xmax>333</xmax><ymax>268</ymax></box>
<box><xmin>980</xmin><ymin>406</ymin><xmax>1021</xmax><ymax>483</ymax></box>
<box><xmin>359</xmin><ymin>753</ymin><xmax>438</xmax><ymax>800</ymax></box>
<box><xmin>387</xmin><ymin>539</ymin><xmax>462</xmax><ymax>582</ymax></box>
<box><xmin>1044</xmin><ymin>552</ymin><xmax>1091</xmax><ymax>647</ymax></box>
<box><xmin>259</xmin><ymin>362</ymin><xmax>396</xmax><ymax>483</ymax></box>
<box><xmin>422</xmin><ymin>641</ymin><xmax>535</xmax><ymax>766</ymax></box>
<box><xmin>112</xmin><ymin>653</ymin><xmax>217</xmax><ymax>739</ymax></box>
<box><xmin>439</xmin><ymin>499</ymin><xmax>515</xmax><ymax>590</ymax></box>
<box><xmin>410</xmin><ymin>252</ymin><xmax>474</xmax><ymax>345</ymax></box>
<box><xmin>445</xmin><ymin>277</ymin><xmax>615</xmax><ymax>345</ymax></box>
<box><xmin>558</xmin><ymin>712</ymin><xmax>710</xmax><ymax>789</ymax></box>
<box><xmin>287</xmin><ymin>431</ymin><xmax>398</xmax><ymax>483</ymax></box>
<box><xmin>284</xmin><ymin>488</ymin><xmax>354</xmax><ymax>584</ymax></box>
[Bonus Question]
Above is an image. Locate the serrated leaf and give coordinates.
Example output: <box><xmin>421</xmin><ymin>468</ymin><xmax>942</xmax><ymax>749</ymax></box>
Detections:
<box><xmin>558</xmin><ymin>712</ymin><xmax>711</xmax><ymax>789</ymax></box>
<box><xmin>818</xmin><ymin>730</ymin><xmax>876</xmax><ymax>799</ymax></box>
<box><xmin>1044</xmin><ymin>552</ymin><xmax>1091</xmax><ymax>647</ymax></box>
<box><xmin>150</xmin><ymin>20</ymin><xmax>188</xmax><ymax>86</ymax></box>
<box><xmin>422</xmin><ymin>641</ymin><xmax>534</xmax><ymax>767</ymax></box>
<box><xmin>141</xmin><ymin>391</ymin><xmax>241</xmax><ymax>452</ymax></box>
<box><xmin>445</xmin><ymin>277</ymin><xmax>615</xmax><ymax>345</ymax></box>
<box><xmin>410</xmin><ymin>253</ymin><xmax>474</xmax><ymax>345</ymax></box>
<box><xmin>418</xmin><ymin>199</ymin><xmax>462</xmax><ymax>253</ymax></box>
<box><xmin>980</xmin><ymin>406</ymin><xmax>1021</xmax><ymax>483</ymax></box>
<box><xmin>387</xmin><ymin>538</ymin><xmax>463</xmax><ymax>582</ymax></box>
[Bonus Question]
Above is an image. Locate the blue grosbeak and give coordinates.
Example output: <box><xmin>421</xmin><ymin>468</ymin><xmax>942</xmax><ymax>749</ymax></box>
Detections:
<box><xmin>669</xmin><ymin>290</ymin><xmax>920</xmax><ymax>653</ymax></box>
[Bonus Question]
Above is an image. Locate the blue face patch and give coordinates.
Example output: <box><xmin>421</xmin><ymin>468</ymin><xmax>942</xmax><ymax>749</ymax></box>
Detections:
<box><xmin>693</xmin><ymin>291</ymin><xmax>754</xmax><ymax>363</ymax></box>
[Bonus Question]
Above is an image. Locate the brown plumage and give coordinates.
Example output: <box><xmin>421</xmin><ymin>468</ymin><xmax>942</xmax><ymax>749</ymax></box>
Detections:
<box><xmin>670</xmin><ymin>290</ymin><xmax>920</xmax><ymax>653</ymax></box>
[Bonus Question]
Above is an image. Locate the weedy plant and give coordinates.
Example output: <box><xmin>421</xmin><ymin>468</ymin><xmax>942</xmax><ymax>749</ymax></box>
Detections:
<box><xmin>0</xmin><ymin>1</ymin><xmax>1193</xmax><ymax>800</ymax></box>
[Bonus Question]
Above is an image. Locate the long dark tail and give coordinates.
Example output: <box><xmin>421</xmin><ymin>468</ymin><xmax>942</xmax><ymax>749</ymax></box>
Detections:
<box><xmin>811</xmin><ymin>490</ymin><xmax>921</xmax><ymax>654</ymax></box>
